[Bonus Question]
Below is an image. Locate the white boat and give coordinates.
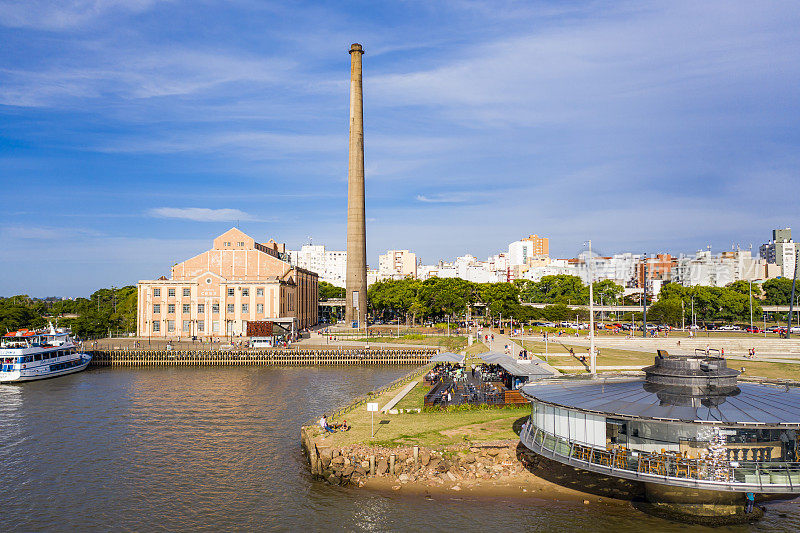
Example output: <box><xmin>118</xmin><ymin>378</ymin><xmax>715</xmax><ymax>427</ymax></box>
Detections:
<box><xmin>0</xmin><ymin>324</ymin><xmax>91</xmax><ymax>383</ymax></box>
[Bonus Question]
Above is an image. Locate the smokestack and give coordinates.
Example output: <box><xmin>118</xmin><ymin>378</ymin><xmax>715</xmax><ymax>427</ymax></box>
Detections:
<box><xmin>346</xmin><ymin>43</ymin><xmax>367</xmax><ymax>326</ymax></box>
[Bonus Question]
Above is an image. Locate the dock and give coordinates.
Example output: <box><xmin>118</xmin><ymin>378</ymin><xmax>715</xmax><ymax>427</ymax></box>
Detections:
<box><xmin>87</xmin><ymin>348</ymin><xmax>436</xmax><ymax>367</ymax></box>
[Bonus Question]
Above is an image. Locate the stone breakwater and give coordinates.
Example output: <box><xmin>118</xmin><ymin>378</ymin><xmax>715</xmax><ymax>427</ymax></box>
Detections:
<box><xmin>301</xmin><ymin>428</ymin><xmax>523</xmax><ymax>489</ymax></box>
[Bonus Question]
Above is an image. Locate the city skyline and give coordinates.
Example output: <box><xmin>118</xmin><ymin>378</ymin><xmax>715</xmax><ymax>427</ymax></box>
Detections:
<box><xmin>2</xmin><ymin>1</ymin><xmax>799</xmax><ymax>296</ymax></box>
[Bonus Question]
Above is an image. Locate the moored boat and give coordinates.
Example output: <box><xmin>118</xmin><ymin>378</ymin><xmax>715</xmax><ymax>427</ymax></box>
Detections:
<box><xmin>0</xmin><ymin>324</ymin><xmax>91</xmax><ymax>383</ymax></box>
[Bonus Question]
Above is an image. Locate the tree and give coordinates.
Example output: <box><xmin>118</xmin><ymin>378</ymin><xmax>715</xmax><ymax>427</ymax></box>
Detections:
<box><xmin>478</xmin><ymin>282</ymin><xmax>521</xmax><ymax>319</ymax></box>
<box><xmin>763</xmin><ymin>278</ymin><xmax>794</xmax><ymax>305</ymax></box>
<box><xmin>592</xmin><ymin>280</ymin><xmax>624</xmax><ymax>304</ymax></box>
<box><xmin>647</xmin><ymin>298</ymin><xmax>683</xmax><ymax>326</ymax></box>
<box><xmin>318</xmin><ymin>281</ymin><xmax>345</xmax><ymax>301</ymax></box>
<box><xmin>520</xmin><ymin>275</ymin><xmax>587</xmax><ymax>304</ymax></box>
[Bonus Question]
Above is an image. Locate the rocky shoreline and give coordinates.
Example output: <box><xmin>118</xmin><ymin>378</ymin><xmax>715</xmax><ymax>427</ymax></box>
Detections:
<box><xmin>302</xmin><ymin>427</ymin><xmax>537</xmax><ymax>491</ymax></box>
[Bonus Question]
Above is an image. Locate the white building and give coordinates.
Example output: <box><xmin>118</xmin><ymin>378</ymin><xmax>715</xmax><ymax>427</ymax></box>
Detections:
<box><xmin>760</xmin><ymin>228</ymin><xmax>797</xmax><ymax>278</ymax></box>
<box><xmin>378</xmin><ymin>249</ymin><xmax>417</xmax><ymax>280</ymax></box>
<box><xmin>672</xmin><ymin>251</ymin><xmax>734</xmax><ymax>287</ymax></box>
<box><xmin>288</xmin><ymin>244</ymin><xmax>347</xmax><ymax>287</ymax></box>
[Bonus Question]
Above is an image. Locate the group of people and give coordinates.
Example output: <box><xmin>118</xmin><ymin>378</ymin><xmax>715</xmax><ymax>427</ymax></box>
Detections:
<box><xmin>318</xmin><ymin>414</ymin><xmax>350</xmax><ymax>435</ymax></box>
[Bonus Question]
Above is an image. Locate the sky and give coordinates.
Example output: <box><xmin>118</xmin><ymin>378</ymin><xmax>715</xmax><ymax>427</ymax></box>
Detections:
<box><xmin>1</xmin><ymin>0</ymin><xmax>799</xmax><ymax>297</ymax></box>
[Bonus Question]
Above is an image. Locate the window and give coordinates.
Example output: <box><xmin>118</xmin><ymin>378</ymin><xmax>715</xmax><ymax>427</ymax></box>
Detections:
<box><xmin>182</xmin><ymin>304</ymin><xmax>190</xmax><ymax>314</ymax></box>
<box><xmin>168</xmin><ymin>304</ymin><xmax>175</xmax><ymax>314</ymax></box>
<box><xmin>167</xmin><ymin>320</ymin><xmax>175</xmax><ymax>332</ymax></box>
<box><xmin>183</xmin><ymin>288</ymin><xmax>191</xmax><ymax>297</ymax></box>
<box><xmin>224</xmin><ymin>241</ymin><xmax>231</xmax><ymax>246</ymax></box>
<box><xmin>227</xmin><ymin>304</ymin><xmax>235</xmax><ymax>313</ymax></box>
<box><xmin>256</xmin><ymin>288</ymin><xmax>264</xmax><ymax>296</ymax></box>
<box><xmin>228</xmin><ymin>288</ymin><xmax>235</xmax><ymax>296</ymax></box>
<box><xmin>197</xmin><ymin>304</ymin><xmax>205</xmax><ymax>313</ymax></box>
<box><xmin>238</xmin><ymin>241</ymin><xmax>245</xmax><ymax>246</ymax></box>
<box><xmin>206</xmin><ymin>278</ymin><xmax>212</xmax><ymax>284</ymax></box>
<box><xmin>168</xmin><ymin>288</ymin><xmax>176</xmax><ymax>297</ymax></box>
<box><xmin>212</xmin><ymin>303</ymin><xmax>219</xmax><ymax>314</ymax></box>
<box><xmin>256</xmin><ymin>303</ymin><xmax>264</xmax><ymax>313</ymax></box>
<box><xmin>153</xmin><ymin>304</ymin><xmax>161</xmax><ymax>314</ymax></box>
<box><xmin>213</xmin><ymin>321</ymin><xmax>220</xmax><ymax>333</ymax></box>
<box><xmin>153</xmin><ymin>288</ymin><xmax>161</xmax><ymax>297</ymax></box>
<box><xmin>242</xmin><ymin>288</ymin><xmax>249</xmax><ymax>297</ymax></box>
<box><xmin>153</xmin><ymin>322</ymin><xmax>160</xmax><ymax>332</ymax></box>
<box><xmin>198</xmin><ymin>320</ymin><xmax>205</xmax><ymax>332</ymax></box>
<box><xmin>242</xmin><ymin>304</ymin><xmax>249</xmax><ymax>313</ymax></box>
<box><xmin>183</xmin><ymin>320</ymin><xmax>191</xmax><ymax>332</ymax></box>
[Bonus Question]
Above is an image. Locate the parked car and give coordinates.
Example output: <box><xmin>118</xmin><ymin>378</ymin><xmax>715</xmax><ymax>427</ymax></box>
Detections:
<box><xmin>745</xmin><ymin>326</ymin><xmax>761</xmax><ymax>333</ymax></box>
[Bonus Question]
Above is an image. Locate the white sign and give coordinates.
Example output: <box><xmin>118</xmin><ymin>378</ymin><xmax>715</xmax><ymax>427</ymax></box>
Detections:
<box><xmin>366</xmin><ymin>402</ymin><xmax>379</xmax><ymax>412</ymax></box>
<box><xmin>353</xmin><ymin>291</ymin><xmax>360</xmax><ymax>309</ymax></box>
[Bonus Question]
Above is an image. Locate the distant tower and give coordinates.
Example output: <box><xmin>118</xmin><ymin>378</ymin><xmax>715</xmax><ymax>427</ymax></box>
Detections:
<box><xmin>346</xmin><ymin>43</ymin><xmax>367</xmax><ymax>325</ymax></box>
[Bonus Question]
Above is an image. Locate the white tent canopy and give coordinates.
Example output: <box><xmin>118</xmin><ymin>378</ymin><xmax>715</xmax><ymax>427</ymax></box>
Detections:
<box><xmin>429</xmin><ymin>352</ymin><xmax>465</xmax><ymax>363</ymax></box>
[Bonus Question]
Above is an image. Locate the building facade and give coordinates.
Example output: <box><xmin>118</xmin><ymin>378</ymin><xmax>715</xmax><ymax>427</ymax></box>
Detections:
<box><xmin>378</xmin><ymin>249</ymin><xmax>417</xmax><ymax>279</ymax></box>
<box><xmin>137</xmin><ymin>228</ymin><xmax>318</xmax><ymax>338</ymax></box>
<box><xmin>760</xmin><ymin>228</ymin><xmax>797</xmax><ymax>278</ymax></box>
<box><xmin>288</xmin><ymin>244</ymin><xmax>347</xmax><ymax>287</ymax></box>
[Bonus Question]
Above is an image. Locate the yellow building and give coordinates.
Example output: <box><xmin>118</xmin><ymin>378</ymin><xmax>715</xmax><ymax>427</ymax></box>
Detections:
<box><xmin>136</xmin><ymin>228</ymin><xmax>318</xmax><ymax>338</ymax></box>
<box><xmin>524</xmin><ymin>234</ymin><xmax>549</xmax><ymax>256</ymax></box>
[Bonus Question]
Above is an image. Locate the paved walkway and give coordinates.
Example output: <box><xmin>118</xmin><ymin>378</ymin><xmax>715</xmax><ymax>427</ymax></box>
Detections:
<box><xmin>486</xmin><ymin>330</ymin><xmax>561</xmax><ymax>376</ymax></box>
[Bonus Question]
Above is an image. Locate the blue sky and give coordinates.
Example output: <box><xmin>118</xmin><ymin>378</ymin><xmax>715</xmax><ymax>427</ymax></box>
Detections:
<box><xmin>1</xmin><ymin>0</ymin><xmax>799</xmax><ymax>297</ymax></box>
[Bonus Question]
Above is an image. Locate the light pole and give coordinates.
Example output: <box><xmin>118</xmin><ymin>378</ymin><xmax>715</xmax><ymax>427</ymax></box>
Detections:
<box><xmin>586</xmin><ymin>240</ymin><xmax>596</xmax><ymax>374</ymax></box>
<box><xmin>642</xmin><ymin>253</ymin><xmax>648</xmax><ymax>338</ymax></box>
<box><xmin>749</xmin><ymin>279</ymin><xmax>753</xmax><ymax>334</ymax></box>
<box><xmin>788</xmin><ymin>250</ymin><xmax>799</xmax><ymax>340</ymax></box>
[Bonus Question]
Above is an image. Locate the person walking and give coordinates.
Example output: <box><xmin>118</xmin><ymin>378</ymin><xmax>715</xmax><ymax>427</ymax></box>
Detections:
<box><xmin>745</xmin><ymin>492</ymin><xmax>755</xmax><ymax>513</ymax></box>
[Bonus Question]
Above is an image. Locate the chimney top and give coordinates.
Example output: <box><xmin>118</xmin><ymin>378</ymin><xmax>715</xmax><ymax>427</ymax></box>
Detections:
<box><xmin>349</xmin><ymin>43</ymin><xmax>364</xmax><ymax>54</ymax></box>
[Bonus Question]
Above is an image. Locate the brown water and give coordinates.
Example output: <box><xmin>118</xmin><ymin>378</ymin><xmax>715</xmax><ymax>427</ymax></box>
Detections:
<box><xmin>0</xmin><ymin>366</ymin><xmax>798</xmax><ymax>532</ymax></box>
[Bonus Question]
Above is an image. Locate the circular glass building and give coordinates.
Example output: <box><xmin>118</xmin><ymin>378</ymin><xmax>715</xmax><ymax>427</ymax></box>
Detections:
<box><xmin>518</xmin><ymin>351</ymin><xmax>800</xmax><ymax>519</ymax></box>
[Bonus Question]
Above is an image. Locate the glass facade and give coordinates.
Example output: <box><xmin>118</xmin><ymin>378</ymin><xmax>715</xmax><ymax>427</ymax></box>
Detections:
<box><xmin>529</xmin><ymin>402</ymin><xmax>800</xmax><ymax>462</ymax></box>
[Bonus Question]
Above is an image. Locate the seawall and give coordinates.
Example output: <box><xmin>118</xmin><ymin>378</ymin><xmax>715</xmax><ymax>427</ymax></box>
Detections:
<box><xmin>87</xmin><ymin>348</ymin><xmax>436</xmax><ymax>367</ymax></box>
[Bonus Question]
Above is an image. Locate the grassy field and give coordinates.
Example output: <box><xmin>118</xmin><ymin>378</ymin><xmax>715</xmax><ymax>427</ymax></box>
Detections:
<box><xmin>521</xmin><ymin>340</ymin><xmax>656</xmax><ymax>368</ymax></box>
<box><xmin>354</xmin><ymin>335</ymin><xmax>468</xmax><ymax>352</ymax></box>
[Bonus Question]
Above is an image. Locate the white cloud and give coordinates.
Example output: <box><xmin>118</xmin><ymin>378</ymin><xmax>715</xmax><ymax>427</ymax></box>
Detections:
<box><xmin>416</xmin><ymin>193</ymin><xmax>474</xmax><ymax>204</ymax></box>
<box><xmin>147</xmin><ymin>207</ymin><xmax>257</xmax><ymax>222</ymax></box>
<box><xmin>0</xmin><ymin>0</ymin><xmax>164</xmax><ymax>30</ymax></box>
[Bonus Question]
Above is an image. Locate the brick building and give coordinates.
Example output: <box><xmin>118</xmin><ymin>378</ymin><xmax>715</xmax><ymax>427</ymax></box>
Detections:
<box><xmin>136</xmin><ymin>228</ymin><xmax>318</xmax><ymax>338</ymax></box>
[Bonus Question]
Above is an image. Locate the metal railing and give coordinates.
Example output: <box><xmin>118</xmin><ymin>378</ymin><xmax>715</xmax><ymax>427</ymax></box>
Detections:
<box><xmin>520</xmin><ymin>421</ymin><xmax>800</xmax><ymax>493</ymax></box>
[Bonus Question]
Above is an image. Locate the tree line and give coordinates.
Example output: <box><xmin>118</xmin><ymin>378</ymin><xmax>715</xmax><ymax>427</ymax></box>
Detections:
<box><xmin>0</xmin><ymin>287</ymin><xmax>137</xmax><ymax>339</ymax></box>
<box><xmin>368</xmin><ymin>275</ymin><xmax>795</xmax><ymax>326</ymax></box>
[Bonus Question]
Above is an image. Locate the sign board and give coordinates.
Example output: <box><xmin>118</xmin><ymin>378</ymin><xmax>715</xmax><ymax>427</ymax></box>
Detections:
<box><xmin>366</xmin><ymin>402</ymin><xmax>379</xmax><ymax>412</ymax></box>
<box><xmin>353</xmin><ymin>291</ymin><xmax>360</xmax><ymax>309</ymax></box>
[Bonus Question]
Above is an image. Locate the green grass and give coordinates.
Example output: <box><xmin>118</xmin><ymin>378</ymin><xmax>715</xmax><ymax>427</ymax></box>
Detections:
<box><xmin>353</xmin><ymin>335</ymin><xmax>468</xmax><ymax>352</ymax></box>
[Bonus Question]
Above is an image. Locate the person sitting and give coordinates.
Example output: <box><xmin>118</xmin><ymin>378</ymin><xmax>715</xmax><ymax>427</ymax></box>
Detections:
<box><xmin>319</xmin><ymin>414</ymin><xmax>335</xmax><ymax>434</ymax></box>
<box><xmin>339</xmin><ymin>420</ymin><xmax>350</xmax><ymax>431</ymax></box>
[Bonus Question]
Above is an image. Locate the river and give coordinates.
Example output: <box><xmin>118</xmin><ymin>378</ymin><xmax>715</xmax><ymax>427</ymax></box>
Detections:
<box><xmin>1</xmin><ymin>367</ymin><xmax>798</xmax><ymax>532</ymax></box>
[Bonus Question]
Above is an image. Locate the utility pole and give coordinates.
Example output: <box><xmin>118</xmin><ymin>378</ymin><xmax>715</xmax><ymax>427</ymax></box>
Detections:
<box><xmin>681</xmin><ymin>299</ymin><xmax>685</xmax><ymax>332</ymax></box>
<box><xmin>587</xmin><ymin>240</ymin><xmax>596</xmax><ymax>374</ymax></box>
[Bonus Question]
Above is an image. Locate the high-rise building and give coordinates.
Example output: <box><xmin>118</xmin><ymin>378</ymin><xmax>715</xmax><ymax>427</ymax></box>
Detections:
<box><xmin>378</xmin><ymin>249</ymin><xmax>417</xmax><ymax>279</ymax></box>
<box><xmin>760</xmin><ymin>228</ymin><xmax>796</xmax><ymax>278</ymax></box>
<box><xmin>524</xmin><ymin>234</ymin><xmax>549</xmax><ymax>256</ymax></box>
<box><xmin>288</xmin><ymin>244</ymin><xmax>347</xmax><ymax>287</ymax></box>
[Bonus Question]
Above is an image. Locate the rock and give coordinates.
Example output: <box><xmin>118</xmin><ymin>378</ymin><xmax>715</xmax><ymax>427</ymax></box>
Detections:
<box><xmin>420</xmin><ymin>452</ymin><xmax>431</xmax><ymax>466</ymax></box>
<box><xmin>398</xmin><ymin>451</ymin><xmax>408</xmax><ymax>462</ymax></box>
<box><xmin>487</xmin><ymin>449</ymin><xmax>500</xmax><ymax>457</ymax></box>
<box><xmin>446</xmin><ymin>471</ymin><xmax>457</xmax><ymax>481</ymax></box>
<box><xmin>328</xmin><ymin>475</ymin><xmax>340</xmax><ymax>485</ymax></box>
<box><xmin>428</xmin><ymin>458</ymin><xmax>441</xmax><ymax>471</ymax></box>
<box><xmin>355</xmin><ymin>465</ymin><xmax>366</xmax><ymax>476</ymax></box>
<box><xmin>320</xmin><ymin>453</ymin><xmax>332</xmax><ymax>468</ymax></box>
<box><xmin>436</xmin><ymin>461</ymin><xmax>449</xmax><ymax>473</ymax></box>
<box><xmin>343</xmin><ymin>457</ymin><xmax>351</xmax><ymax>467</ymax></box>
<box><xmin>463</xmin><ymin>454</ymin><xmax>476</xmax><ymax>464</ymax></box>
<box><xmin>451</xmin><ymin>485</ymin><xmax>461</xmax><ymax>491</ymax></box>
<box><xmin>392</xmin><ymin>485</ymin><xmax>401</xmax><ymax>490</ymax></box>
<box><xmin>395</xmin><ymin>464</ymin><xmax>404</xmax><ymax>475</ymax></box>
<box><xmin>584</xmin><ymin>500</ymin><xmax>590</xmax><ymax>505</ymax></box>
<box><xmin>361</xmin><ymin>460</ymin><xmax>370</xmax><ymax>470</ymax></box>
<box><xmin>377</xmin><ymin>458</ymin><xmax>389</xmax><ymax>475</ymax></box>
<box><xmin>399</xmin><ymin>474</ymin><xmax>410</xmax><ymax>482</ymax></box>
<box><xmin>331</xmin><ymin>456</ymin><xmax>345</xmax><ymax>466</ymax></box>
<box><xmin>342</xmin><ymin>465</ymin><xmax>354</xmax><ymax>476</ymax></box>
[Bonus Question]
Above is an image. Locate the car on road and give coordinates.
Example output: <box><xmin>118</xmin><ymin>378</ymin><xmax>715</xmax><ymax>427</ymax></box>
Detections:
<box><xmin>745</xmin><ymin>326</ymin><xmax>761</xmax><ymax>333</ymax></box>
